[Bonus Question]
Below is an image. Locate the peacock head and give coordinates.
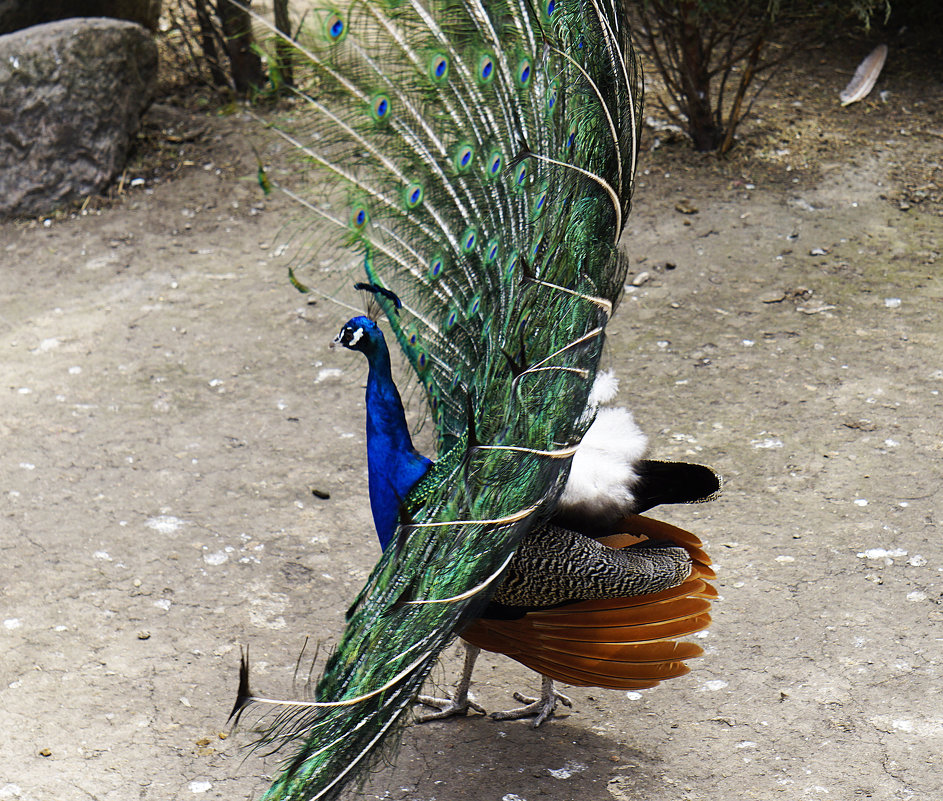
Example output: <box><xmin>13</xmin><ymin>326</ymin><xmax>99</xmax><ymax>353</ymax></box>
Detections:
<box><xmin>331</xmin><ymin>315</ymin><xmax>384</xmax><ymax>355</ymax></box>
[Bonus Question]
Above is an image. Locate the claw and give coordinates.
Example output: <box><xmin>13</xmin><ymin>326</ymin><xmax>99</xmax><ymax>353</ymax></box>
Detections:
<box><xmin>490</xmin><ymin>676</ymin><xmax>571</xmax><ymax>727</ymax></box>
<box><xmin>415</xmin><ymin>692</ymin><xmax>486</xmax><ymax>722</ymax></box>
<box><xmin>414</xmin><ymin>643</ymin><xmax>485</xmax><ymax>723</ymax></box>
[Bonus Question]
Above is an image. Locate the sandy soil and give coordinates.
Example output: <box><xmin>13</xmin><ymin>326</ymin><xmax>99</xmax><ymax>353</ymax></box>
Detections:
<box><xmin>2</xmin><ymin>36</ymin><xmax>942</xmax><ymax>801</ymax></box>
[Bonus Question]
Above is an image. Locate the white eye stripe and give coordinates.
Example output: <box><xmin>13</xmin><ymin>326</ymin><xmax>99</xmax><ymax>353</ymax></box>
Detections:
<box><xmin>348</xmin><ymin>326</ymin><xmax>364</xmax><ymax>347</ymax></box>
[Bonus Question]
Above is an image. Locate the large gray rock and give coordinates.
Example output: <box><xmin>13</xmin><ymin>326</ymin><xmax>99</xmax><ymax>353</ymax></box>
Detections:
<box><xmin>0</xmin><ymin>1</ymin><xmax>162</xmax><ymax>35</ymax></box>
<box><xmin>0</xmin><ymin>18</ymin><xmax>158</xmax><ymax>218</ymax></box>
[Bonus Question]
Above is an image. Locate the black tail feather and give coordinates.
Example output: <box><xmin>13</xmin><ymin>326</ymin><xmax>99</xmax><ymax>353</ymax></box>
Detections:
<box><xmin>632</xmin><ymin>461</ymin><xmax>722</xmax><ymax>513</ymax></box>
<box><xmin>229</xmin><ymin>645</ymin><xmax>254</xmax><ymax>724</ymax></box>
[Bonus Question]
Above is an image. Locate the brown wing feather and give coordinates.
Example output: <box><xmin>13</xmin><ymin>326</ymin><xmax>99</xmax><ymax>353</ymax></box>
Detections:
<box><xmin>460</xmin><ymin>513</ymin><xmax>715</xmax><ymax>689</ymax></box>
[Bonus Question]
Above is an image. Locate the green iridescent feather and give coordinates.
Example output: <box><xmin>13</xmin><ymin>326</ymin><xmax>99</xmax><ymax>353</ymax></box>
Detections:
<box><xmin>234</xmin><ymin>1</ymin><xmax>642</xmax><ymax>798</ymax></box>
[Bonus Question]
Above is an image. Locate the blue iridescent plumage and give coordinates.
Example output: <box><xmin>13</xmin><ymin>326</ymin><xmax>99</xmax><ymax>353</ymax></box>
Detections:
<box><xmin>332</xmin><ymin>316</ymin><xmax>431</xmax><ymax>550</ymax></box>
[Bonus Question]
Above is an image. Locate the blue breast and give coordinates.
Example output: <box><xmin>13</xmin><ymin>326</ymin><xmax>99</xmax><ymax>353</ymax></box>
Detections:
<box><xmin>360</xmin><ymin>325</ymin><xmax>432</xmax><ymax>550</ymax></box>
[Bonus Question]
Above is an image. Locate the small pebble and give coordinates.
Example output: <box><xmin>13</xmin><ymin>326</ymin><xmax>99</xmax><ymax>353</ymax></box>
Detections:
<box><xmin>857</xmin><ymin>548</ymin><xmax>907</xmax><ymax>559</ymax></box>
<box><xmin>702</xmin><ymin>679</ymin><xmax>728</xmax><ymax>691</ymax></box>
<box><xmin>203</xmin><ymin>551</ymin><xmax>228</xmax><ymax>566</ymax></box>
<box><xmin>145</xmin><ymin>516</ymin><xmax>184</xmax><ymax>534</ymax></box>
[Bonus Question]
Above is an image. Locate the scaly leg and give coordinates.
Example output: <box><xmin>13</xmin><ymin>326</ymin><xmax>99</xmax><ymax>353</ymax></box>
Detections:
<box><xmin>490</xmin><ymin>675</ymin><xmax>572</xmax><ymax>728</ymax></box>
<box><xmin>416</xmin><ymin>643</ymin><xmax>486</xmax><ymax>721</ymax></box>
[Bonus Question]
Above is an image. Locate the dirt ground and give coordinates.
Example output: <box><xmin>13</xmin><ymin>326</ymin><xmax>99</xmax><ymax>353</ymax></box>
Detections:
<box><xmin>2</xmin><ymin>34</ymin><xmax>942</xmax><ymax>801</ymax></box>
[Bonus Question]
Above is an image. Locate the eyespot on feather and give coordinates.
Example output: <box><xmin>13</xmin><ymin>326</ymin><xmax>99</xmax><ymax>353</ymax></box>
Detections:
<box><xmin>323</xmin><ymin>11</ymin><xmax>346</xmax><ymax>43</ymax></box>
<box><xmin>429</xmin><ymin>53</ymin><xmax>449</xmax><ymax>83</ymax></box>
<box><xmin>477</xmin><ymin>53</ymin><xmax>495</xmax><ymax>85</ymax></box>
<box><xmin>404</xmin><ymin>182</ymin><xmax>424</xmax><ymax>209</ymax></box>
<box><xmin>485</xmin><ymin>238</ymin><xmax>500</xmax><ymax>264</ymax></box>
<box><xmin>505</xmin><ymin>250</ymin><xmax>520</xmax><ymax>279</ymax></box>
<box><xmin>546</xmin><ymin>81</ymin><xmax>559</xmax><ymax>116</ymax></box>
<box><xmin>517</xmin><ymin>58</ymin><xmax>533</xmax><ymax>88</ymax></box>
<box><xmin>485</xmin><ymin>150</ymin><xmax>503</xmax><ymax>179</ymax></box>
<box><xmin>370</xmin><ymin>94</ymin><xmax>392</xmax><ymax>122</ymax></box>
<box><xmin>428</xmin><ymin>255</ymin><xmax>445</xmax><ymax>279</ymax></box>
<box><xmin>350</xmin><ymin>204</ymin><xmax>369</xmax><ymax>231</ymax></box>
<box><xmin>453</xmin><ymin>143</ymin><xmax>475</xmax><ymax>173</ymax></box>
<box><xmin>513</xmin><ymin>162</ymin><xmax>528</xmax><ymax>189</ymax></box>
<box><xmin>461</xmin><ymin>227</ymin><xmax>478</xmax><ymax>253</ymax></box>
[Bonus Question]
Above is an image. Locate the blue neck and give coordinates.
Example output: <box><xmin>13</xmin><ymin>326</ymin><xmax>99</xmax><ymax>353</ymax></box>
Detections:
<box><xmin>362</xmin><ymin>336</ymin><xmax>432</xmax><ymax>551</ymax></box>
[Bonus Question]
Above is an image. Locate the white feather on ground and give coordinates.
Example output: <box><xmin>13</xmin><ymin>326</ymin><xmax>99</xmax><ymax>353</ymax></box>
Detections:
<box><xmin>840</xmin><ymin>44</ymin><xmax>888</xmax><ymax>106</ymax></box>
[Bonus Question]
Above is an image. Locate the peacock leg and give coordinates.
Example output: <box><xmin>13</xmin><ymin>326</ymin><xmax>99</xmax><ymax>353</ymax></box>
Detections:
<box><xmin>489</xmin><ymin>675</ymin><xmax>572</xmax><ymax>728</ymax></box>
<box><xmin>416</xmin><ymin>643</ymin><xmax>486</xmax><ymax>721</ymax></box>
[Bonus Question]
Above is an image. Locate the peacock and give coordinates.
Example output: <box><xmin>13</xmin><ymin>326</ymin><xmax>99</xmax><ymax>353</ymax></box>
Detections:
<box><xmin>229</xmin><ymin>2</ymin><xmax>720</xmax><ymax>800</ymax></box>
<box><xmin>328</xmin><ymin>310</ymin><xmax>719</xmax><ymax>728</ymax></box>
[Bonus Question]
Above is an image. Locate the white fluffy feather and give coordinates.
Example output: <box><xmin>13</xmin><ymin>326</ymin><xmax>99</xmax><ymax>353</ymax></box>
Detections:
<box><xmin>586</xmin><ymin>369</ymin><xmax>619</xmax><ymax>408</ymax></box>
<box><xmin>558</xmin><ymin>405</ymin><xmax>647</xmax><ymax>521</ymax></box>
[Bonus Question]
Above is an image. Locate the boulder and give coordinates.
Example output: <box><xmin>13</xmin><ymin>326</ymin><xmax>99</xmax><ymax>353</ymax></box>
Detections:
<box><xmin>0</xmin><ymin>1</ymin><xmax>162</xmax><ymax>35</ymax></box>
<box><xmin>0</xmin><ymin>18</ymin><xmax>158</xmax><ymax>218</ymax></box>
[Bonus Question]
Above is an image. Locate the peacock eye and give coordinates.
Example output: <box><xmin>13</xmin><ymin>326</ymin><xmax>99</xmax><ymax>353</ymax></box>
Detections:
<box><xmin>517</xmin><ymin>58</ymin><xmax>532</xmax><ymax>88</ymax></box>
<box><xmin>477</xmin><ymin>54</ymin><xmax>495</xmax><ymax>85</ymax></box>
<box><xmin>344</xmin><ymin>325</ymin><xmax>365</xmax><ymax>347</ymax></box>
<box><xmin>485</xmin><ymin>150</ymin><xmax>503</xmax><ymax>179</ymax></box>
<box><xmin>452</xmin><ymin>143</ymin><xmax>475</xmax><ymax>174</ymax></box>
<box><xmin>350</xmin><ymin>204</ymin><xmax>369</xmax><ymax>231</ymax></box>
<box><xmin>461</xmin><ymin>227</ymin><xmax>478</xmax><ymax>253</ymax></box>
<box><xmin>546</xmin><ymin>80</ymin><xmax>559</xmax><ymax>116</ymax></box>
<box><xmin>324</xmin><ymin>12</ymin><xmax>347</xmax><ymax>43</ymax></box>
<box><xmin>404</xmin><ymin>182</ymin><xmax>424</xmax><ymax>209</ymax></box>
<box><xmin>429</xmin><ymin>53</ymin><xmax>449</xmax><ymax>83</ymax></box>
<box><xmin>514</xmin><ymin>162</ymin><xmax>528</xmax><ymax>187</ymax></box>
<box><xmin>485</xmin><ymin>237</ymin><xmax>500</xmax><ymax>264</ymax></box>
<box><xmin>371</xmin><ymin>94</ymin><xmax>392</xmax><ymax>122</ymax></box>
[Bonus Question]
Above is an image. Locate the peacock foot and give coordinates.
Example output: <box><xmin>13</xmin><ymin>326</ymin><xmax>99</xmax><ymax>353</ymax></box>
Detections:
<box><xmin>489</xmin><ymin>676</ymin><xmax>571</xmax><ymax>728</ymax></box>
<box><xmin>415</xmin><ymin>691</ymin><xmax>486</xmax><ymax>722</ymax></box>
